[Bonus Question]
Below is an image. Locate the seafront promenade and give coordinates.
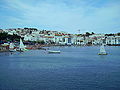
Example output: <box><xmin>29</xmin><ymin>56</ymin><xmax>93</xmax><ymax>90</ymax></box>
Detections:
<box><xmin>0</xmin><ymin>43</ymin><xmax>84</xmax><ymax>52</ymax></box>
<box><xmin>1</xmin><ymin>43</ymin><xmax>120</xmax><ymax>52</ymax></box>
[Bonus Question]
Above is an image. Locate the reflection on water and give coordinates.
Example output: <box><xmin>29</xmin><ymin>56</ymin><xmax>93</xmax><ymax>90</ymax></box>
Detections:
<box><xmin>0</xmin><ymin>46</ymin><xmax>120</xmax><ymax>90</ymax></box>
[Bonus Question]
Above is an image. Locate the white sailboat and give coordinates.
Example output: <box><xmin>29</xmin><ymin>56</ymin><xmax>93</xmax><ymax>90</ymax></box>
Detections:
<box><xmin>98</xmin><ymin>44</ymin><xmax>107</xmax><ymax>55</ymax></box>
<box><xmin>18</xmin><ymin>38</ymin><xmax>27</xmax><ymax>52</ymax></box>
<box><xmin>9</xmin><ymin>43</ymin><xmax>16</xmax><ymax>52</ymax></box>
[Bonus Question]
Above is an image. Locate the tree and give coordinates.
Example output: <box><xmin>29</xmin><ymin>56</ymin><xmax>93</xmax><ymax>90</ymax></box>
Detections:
<box><xmin>117</xmin><ymin>33</ymin><xmax>120</xmax><ymax>36</ymax></box>
<box><xmin>77</xmin><ymin>34</ymin><xmax>82</xmax><ymax>36</ymax></box>
<box><xmin>85</xmin><ymin>32</ymin><xmax>91</xmax><ymax>36</ymax></box>
<box><xmin>0</xmin><ymin>32</ymin><xmax>8</xmax><ymax>40</ymax></box>
<box><xmin>105</xmin><ymin>34</ymin><xmax>114</xmax><ymax>36</ymax></box>
<box><xmin>37</xmin><ymin>40</ymin><xmax>45</xmax><ymax>44</ymax></box>
<box><xmin>24</xmin><ymin>27</ymin><xmax>28</xmax><ymax>29</ymax></box>
<box><xmin>91</xmin><ymin>32</ymin><xmax>95</xmax><ymax>34</ymax></box>
<box><xmin>0</xmin><ymin>32</ymin><xmax>21</xmax><ymax>41</ymax></box>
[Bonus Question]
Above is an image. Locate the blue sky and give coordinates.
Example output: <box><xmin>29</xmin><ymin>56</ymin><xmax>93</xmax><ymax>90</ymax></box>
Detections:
<box><xmin>0</xmin><ymin>0</ymin><xmax>120</xmax><ymax>33</ymax></box>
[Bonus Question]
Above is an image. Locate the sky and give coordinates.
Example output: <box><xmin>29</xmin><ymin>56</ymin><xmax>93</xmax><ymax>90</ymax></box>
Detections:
<box><xmin>0</xmin><ymin>0</ymin><xmax>120</xmax><ymax>34</ymax></box>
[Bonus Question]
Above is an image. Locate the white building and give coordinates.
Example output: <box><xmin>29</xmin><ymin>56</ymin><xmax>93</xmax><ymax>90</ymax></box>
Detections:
<box><xmin>106</xmin><ymin>36</ymin><xmax>120</xmax><ymax>45</ymax></box>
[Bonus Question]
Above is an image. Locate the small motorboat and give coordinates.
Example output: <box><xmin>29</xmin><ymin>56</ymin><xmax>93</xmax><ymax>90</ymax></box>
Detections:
<box><xmin>48</xmin><ymin>50</ymin><xmax>61</xmax><ymax>54</ymax></box>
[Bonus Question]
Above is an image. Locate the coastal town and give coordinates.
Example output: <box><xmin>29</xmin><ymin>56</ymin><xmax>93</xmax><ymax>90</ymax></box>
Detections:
<box><xmin>0</xmin><ymin>27</ymin><xmax>120</xmax><ymax>52</ymax></box>
<box><xmin>1</xmin><ymin>0</ymin><xmax>120</xmax><ymax>89</ymax></box>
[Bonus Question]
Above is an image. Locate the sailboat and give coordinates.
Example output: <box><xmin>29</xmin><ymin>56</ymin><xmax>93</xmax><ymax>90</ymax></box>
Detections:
<box><xmin>98</xmin><ymin>44</ymin><xmax>107</xmax><ymax>55</ymax></box>
<box><xmin>17</xmin><ymin>38</ymin><xmax>27</xmax><ymax>52</ymax></box>
<box><xmin>9</xmin><ymin>43</ymin><xmax>16</xmax><ymax>52</ymax></box>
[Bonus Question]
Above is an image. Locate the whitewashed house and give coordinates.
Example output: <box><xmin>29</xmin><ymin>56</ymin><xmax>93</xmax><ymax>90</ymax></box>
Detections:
<box><xmin>106</xmin><ymin>36</ymin><xmax>120</xmax><ymax>45</ymax></box>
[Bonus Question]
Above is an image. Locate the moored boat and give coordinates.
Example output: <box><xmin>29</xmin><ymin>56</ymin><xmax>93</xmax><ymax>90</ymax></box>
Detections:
<box><xmin>17</xmin><ymin>38</ymin><xmax>28</xmax><ymax>52</ymax></box>
<box><xmin>9</xmin><ymin>43</ymin><xmax>16</xmax><ymax>52</ymax></box>
<box><xmin>98</xmin><ymin>44</ymin><xmax>107</xmax><ymax>55</ymax></box>
<box><xmin>48</xmin><ymin>50</ymin><xmax>61</xmax><ymax>54</ymax></box>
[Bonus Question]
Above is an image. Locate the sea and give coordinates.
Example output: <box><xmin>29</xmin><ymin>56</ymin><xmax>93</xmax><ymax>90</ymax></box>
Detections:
<box><xmin>0</xmin><ymin>46</ymin><xmax>120</xmax><ymax>90</ymax></box>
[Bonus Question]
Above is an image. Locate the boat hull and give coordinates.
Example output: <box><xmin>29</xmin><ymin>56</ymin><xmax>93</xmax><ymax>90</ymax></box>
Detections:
<box><xmin>9</xmin><ymin>50</ymin><xmax>16</xmax><ymax>52</ymax></box>
<box><xmin>98</xmin><ymin>53</ymin><xmax>107</xmax><ymax>55</ymax></box>
<box><xmin>17</xmin><ymin>50</ymin><xmax>24</xmax><ymax>52</ymax></box>
<box><xmin>17</xmin><ymin>48</ymin><xmax>28</xmax><ymax>52</ymax></box>
<box><xmin>48</xmin><ymin>50</ymin><xmax>61</xmax><ymax>54</ymax></box>
<box><xmin>9</xmin><ymin>49</ymin><xmax>16</xmax><ymax>52</ymax></box>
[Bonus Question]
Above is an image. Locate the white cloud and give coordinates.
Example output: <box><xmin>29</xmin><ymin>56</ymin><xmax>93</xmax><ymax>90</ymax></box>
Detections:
<box><xmin>1</xmin><ymin>0</ymin><xmax>120</xmax><ymax>33</ymax></box>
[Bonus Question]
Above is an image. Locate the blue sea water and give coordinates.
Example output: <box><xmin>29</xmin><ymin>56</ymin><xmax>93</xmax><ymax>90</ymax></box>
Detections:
<box><xmin>0</xmin><ymin>46</ymin><xmax>120</xmax><ymax>90</ymax></box>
